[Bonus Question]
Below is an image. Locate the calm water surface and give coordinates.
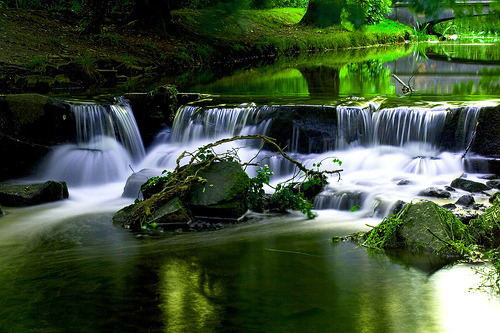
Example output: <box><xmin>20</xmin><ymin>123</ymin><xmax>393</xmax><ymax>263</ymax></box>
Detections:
<box><xmin>0</xmin><ymin>192</ymin><xmax>498</xmax><ymax>332</ymax></box>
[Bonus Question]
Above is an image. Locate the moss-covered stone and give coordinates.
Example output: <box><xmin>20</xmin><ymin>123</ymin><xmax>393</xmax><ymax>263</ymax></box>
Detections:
<box><xmin>187</xmin><ymin>160</ymin><xmax>250</xmax><ymax>219</ymax></box>
<box><xmin>450</xmin><ymin>177</ymin><xmax>490</xmax><ymax>193</ymax></box>
<box><xmin>363</xmin><ymin>200</ymin><xmax>474</xmax><ymax>258</ymax></box>
<box><xmin>113</xmin><ymin>197</ymin><xmax>192</xmax><ymax>231</ymax></box>
<box><xmin>0</xmin><ymin>181</ymin><xmax>69</xmax><ymax>206</ymax></box>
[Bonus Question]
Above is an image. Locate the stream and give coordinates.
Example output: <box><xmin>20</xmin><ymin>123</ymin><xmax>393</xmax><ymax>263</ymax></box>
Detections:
<box><xmin>1</xmin><ymin>43</ymin><xmax>500</xmax><ymax>332</ymax></box>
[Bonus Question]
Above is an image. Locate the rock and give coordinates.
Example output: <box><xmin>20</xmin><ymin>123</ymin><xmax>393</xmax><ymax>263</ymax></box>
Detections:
<box><xmin>450</xmin><ymin>178</ymin><xmax>490</xmax><ymax>193</ymax></box>
<box><xmin>0</xmin><ymin>181</ymin><xmax>69</xmax><ymax>206</ymax></box>
<box><xmin>0</xmin><ymin>205</ymin><xmax>3</xmax><ymax>216</ymax></box>
<box><xmin>442</xmin><ymin>203</ymin><xmax>457</xmax><ymax>210</ymax></box>
<box><xmin>124</xmin><ymin>86</ymin><xmax>180</xmax><ymax>145</ymax></box>
<box><xmin>490</xmin><ymin>192</ymin><xmax>500</xmax><ymax>204</ymax></box>
<box><xmin>390</xmin><ymin>200</ymin><xmax>407</xmax><ymax>215</ymax></box>
<box><xmin>470</xmin><ymin>104</ymin><xmax>500</xmax><ymax>157</ymax></box>
<box><xmin>145</xmin><ymin>197</ymin><xmax>192</xmax><ymax>227</ymax></box>
<box><xmin>113</xmin><ymin>197</ymin><xmax>192</xmax><ymax>231</ymax></box>
<box><xmin>114</xmin><ymin>160</ymin><xmax>250</xmax><ymax>232</ymax></box>
<box><xmin>186</xmin><ymin>161</ymin><xmax>250</xmax><ymax>219</ymax></box>
<box><xmin>397</xmin><ymin>179</ymin><xmax>413</xmax><ymax>186</ymax></box>
<box><xmin>455</xmin><ymin>194</ymin><xmax>475</xmax><ymax>207</ymax></box>
<box><xmin>14</xmin><ymin>75</ymin><xmax>53</xmax><ymax>93</ymax></box>
<box><xmin>122</xmin><ymin>168</ymin><xmax>162</xmax><ymax>199</ymax></box>
<box><xmin>418</xmin><ymin>187</ymin><xmax>451</xmax><ymax>199</ymax></box>
<box><xmin>58</xmin><ymin>61</ymin><xmax>103</xmax><ymax>85</ymax></box>
<box><xmin>112</xmin><ymin>203</ymin><xmax>136</xmax><ymax>228</ymax></box>
<box><xmin>0</xmin><ymin>94</ymin><xmax>74</xmax><ymax>180</ymax></box>
<box><xmin>454</xmin><ymin>210</ymin><xmax>479</xmax><ymax>225</ymax></box>
<box><xmin>366</xmin><ymin>200</ymin><xmax>471</xmax><ymax>258</ymax></box>
<box><xmin>265</xmin><ymin>105</ymin><xmax>338</xmax><ymax>154</ymax></box>
<box><xmin>486</xmin><ymin>180</ymin><xmax>500</xmax><ymax>189</ymax></box>
<box><xmin>0</xmin><ymin>133</ymin><xmax>51</xmax><ymax>181</ymax></box>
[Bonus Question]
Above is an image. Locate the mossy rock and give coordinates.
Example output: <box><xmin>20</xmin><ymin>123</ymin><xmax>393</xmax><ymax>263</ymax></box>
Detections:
<box><xmin>186</xmin><ymin>160</ymin><xmax>250</xmax><ymax>219</ymax></box>
<box><xmin>450</xmin><ymin>177</ymin><xmax>490</xmax><ymax>193</ymax></box>
<box><xmin>113</xmin><ymin>197</ymin><xmax>192</xmax><ymax>231</ymax></box>
<box><xmin>0</xmin><ymin>181</ymin><xmax>69</xmax><ymax>206</ymax></box>
<box><xmin>364</xmin><ymin>200</ymin><xmax>473</xmax><ymax>258</ymax></box>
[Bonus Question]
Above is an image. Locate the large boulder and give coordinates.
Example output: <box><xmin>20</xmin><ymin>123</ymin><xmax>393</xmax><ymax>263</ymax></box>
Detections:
<box><xmin>0</xmin><ymin>94</ymin><xmax>74</xmax><ymax>180</ymax></box>
<box><xmin>113</xmin><ymin>160</ymin><xmax>250</xmax><ymax>232</ymax></box>
<box><xmin>0</xmin><ymin>181</ymin><xmax>69</xmax><ymax>206</ymax></box>
<box><xmin>364</xmin><ymin>200</ymin><xmax>472</xmax><ymax>258</ymax></box>
<box><xmin>186</xmin><ymin>160</ymin><xmax>250</xmax><ymax>219</ymax></box>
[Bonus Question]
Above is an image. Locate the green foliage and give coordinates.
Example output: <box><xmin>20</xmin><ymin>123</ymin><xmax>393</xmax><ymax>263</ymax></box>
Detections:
<box><xmin>24</xmin><ymin>56</ymin><xmax>48</xmax><ymax>74</ymax></box>
<box><xmin>363</xmin><ymin>205</ymin><xmax>407</xmax><ymax>249</ymax></box>
<box><xmin>99</xmin><ymin>33</ymin><xmax>124</xmax><ymax>45</ymax></box>
<box><xmin>434</xmin><ymin>15</ymin><xmax>500</xmax><ymax>39</ymax></box>
<box><xmin>247</xmin><ymin>157</ymin><xmax>341</xmax><ymax>219</ymax></box>
<box><xmin>342</xmin><ymin>0</ymin><xmax>392</xmax><ymax>29</ymax></box>
<box><xmin>270</xmin><ymin>182</ymin><xmax>315</xmax><ymax>219</ymax></box>
<box><xmin>142</xmin><ymin>171</ymin><xmax>172</xmax><ymax>194</ymax></box>
<box><xmin>122</xmin><ymin>54</ymin><xmax>136</xmax><ymax>65</ymax></box>
<box><xmin>247</xmin><ymin>164</ymin><xmax>273</xmax><ymax>211</ymax></box>
<box><xmin>75</xmin><ymin>55</ymin><xmax>97</xmax><ymax>68</ymax></box>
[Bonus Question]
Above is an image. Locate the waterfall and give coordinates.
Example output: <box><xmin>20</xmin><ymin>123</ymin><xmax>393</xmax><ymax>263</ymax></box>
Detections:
<box><xmin>336</xmin><ymin>106</ymin><xmax>373</xmax><ymax>149</ymax></box>
<box><xmin>73</xmin><ymin>99</ymin><xmax>145</xmax><ymax>161</ymax></box>
<box><xmin>372</xmin><ymin>107</ymin><xmax>448</xmax><ymax>147</ymax></box>
<box><xmin>41</xmin><ymin>99</ymin><xmax>145</xmax><ymax>186</ymax></box>
<box><xmin>171</xmin><ymin>105</ymin><xmax>274</xmax><ymax>143</ymax></box>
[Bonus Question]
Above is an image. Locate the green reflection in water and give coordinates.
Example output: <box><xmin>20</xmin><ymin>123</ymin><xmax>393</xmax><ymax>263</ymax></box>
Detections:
<box><xmin>339</xmin><ymin>61</ymin><xmax>395</xmax><ymax>96</ymax></box>
<box><xmin>159</xmin><ymin>258</ymin><xmax>225</xmax><ymax>332</ymax></box>
<box><xmin>184</xmin><ymin>45</ymin><xmax>412</xmax><ymax>98</ymax></box>
<box><xmin>426</xmin><ymin>42</ymin><xmax>500</xmax><ymax>63</ymax></box>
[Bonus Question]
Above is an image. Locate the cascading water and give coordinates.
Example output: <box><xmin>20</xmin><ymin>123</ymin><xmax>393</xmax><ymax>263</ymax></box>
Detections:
<box><xmin>41</xmin><ymin>99</ymin><xmax>145</xmax><ymax>186</ymax></box>
<box><xmin>152</xmin><ymin>103</ymin><xmax>483</xmax><ymax>216</ymax></box>
<box><xmin>36</xmin><ymin>100</ymin><xmax>484</xmax><ymax>217</ymax></box>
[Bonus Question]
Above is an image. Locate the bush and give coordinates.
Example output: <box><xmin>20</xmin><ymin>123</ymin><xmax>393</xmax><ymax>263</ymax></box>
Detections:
<box><xmin>343</xmin><ymin>0</ymin><xmax>392</xmax><ymax>28</ymax></box>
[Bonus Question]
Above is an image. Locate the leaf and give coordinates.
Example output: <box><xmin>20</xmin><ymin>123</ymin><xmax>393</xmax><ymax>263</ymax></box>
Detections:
<box><xmin>350</xmin><ymin>205</ymin><xmax>360</xmax><ymax>212</ymax></box>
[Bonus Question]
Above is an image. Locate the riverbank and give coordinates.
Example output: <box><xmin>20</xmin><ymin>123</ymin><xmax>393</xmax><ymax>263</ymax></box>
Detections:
<box><xmin>0</xmin><ymin>8</ymin><xmax>412</xmax><ymax>94</ymax></box>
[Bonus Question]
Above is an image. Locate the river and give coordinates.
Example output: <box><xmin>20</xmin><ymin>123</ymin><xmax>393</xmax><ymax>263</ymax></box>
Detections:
<box><xmin>0</xmin><ymin>43</ymin><xmax>499</xmax><ymax>332</ymax></box>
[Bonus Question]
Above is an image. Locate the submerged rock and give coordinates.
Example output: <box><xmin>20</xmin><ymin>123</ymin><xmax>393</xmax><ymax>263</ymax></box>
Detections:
<box><xmin>455</xmin><ymin>194</ymin><xmax>475</xmax><ymax>207</ymax></box>
<box><xmin>450</xmin><ymin>177</ymin><xmax>490</xmax><ymax>193</ymax></box>
<box><xmin>113</xmin><ymin>197</ymin><xmax>193</xmax><ymax>231</ymax></box>
<box><xmin>418</xmin><ymin>187</ymin><xmax>451</xmax><ymax>199</ymax></box>
<box><xmin>0</xmin><ymin>181</ymin><xmax>69</xmax><ymax>206</ymax></box>
<box><xmin>486</xmin><ymin>179</ymin><xmax>500</xmax><ymax>189</ymax></box>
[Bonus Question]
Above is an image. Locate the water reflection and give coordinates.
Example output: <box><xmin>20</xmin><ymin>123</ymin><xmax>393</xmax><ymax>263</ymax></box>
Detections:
<box><xmin>183</xmin><ymin>43</ymin><xmax>500</xmax><ymax>99</ymax></box>
<box><xmin>0</xmin><ymin>208</ymin><xmax>499</xmax><ymax>331</ymax></box>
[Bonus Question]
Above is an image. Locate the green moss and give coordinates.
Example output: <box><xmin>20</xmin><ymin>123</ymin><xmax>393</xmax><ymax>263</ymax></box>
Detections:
<box><xmin>363</xmin><ymin>201</ymin><xmax>475</xmax><ymax>256</ymax></box>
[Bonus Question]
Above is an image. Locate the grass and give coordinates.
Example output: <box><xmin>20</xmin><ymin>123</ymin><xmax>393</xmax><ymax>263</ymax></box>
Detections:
<box><xmin>173</xmin><ymin>8</ymin><xmax>412</xmax><ymax>59</ymax></box>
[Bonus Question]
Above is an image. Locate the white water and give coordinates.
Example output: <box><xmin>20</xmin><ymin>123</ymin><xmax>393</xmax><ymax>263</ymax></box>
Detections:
<box><xmin>25</xmin><ymin>101</ymin><xmax>488</xmax><ymax>223</ymax></box>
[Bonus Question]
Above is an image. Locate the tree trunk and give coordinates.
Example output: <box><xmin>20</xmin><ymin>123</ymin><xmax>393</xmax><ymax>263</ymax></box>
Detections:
<box><xmin>300</xmin><ymin>0</ymin><xmax>346</xmax><ymax>27</ymax></box>
<box><xmin>82</xmin><ymin>0</ymin><xmax>109</xmax><ymax>34</ymax></box>
<box><xmin>133</xmin><ymin>0</ymin><xmax>181</xmax><ymax>34</ymax></box>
